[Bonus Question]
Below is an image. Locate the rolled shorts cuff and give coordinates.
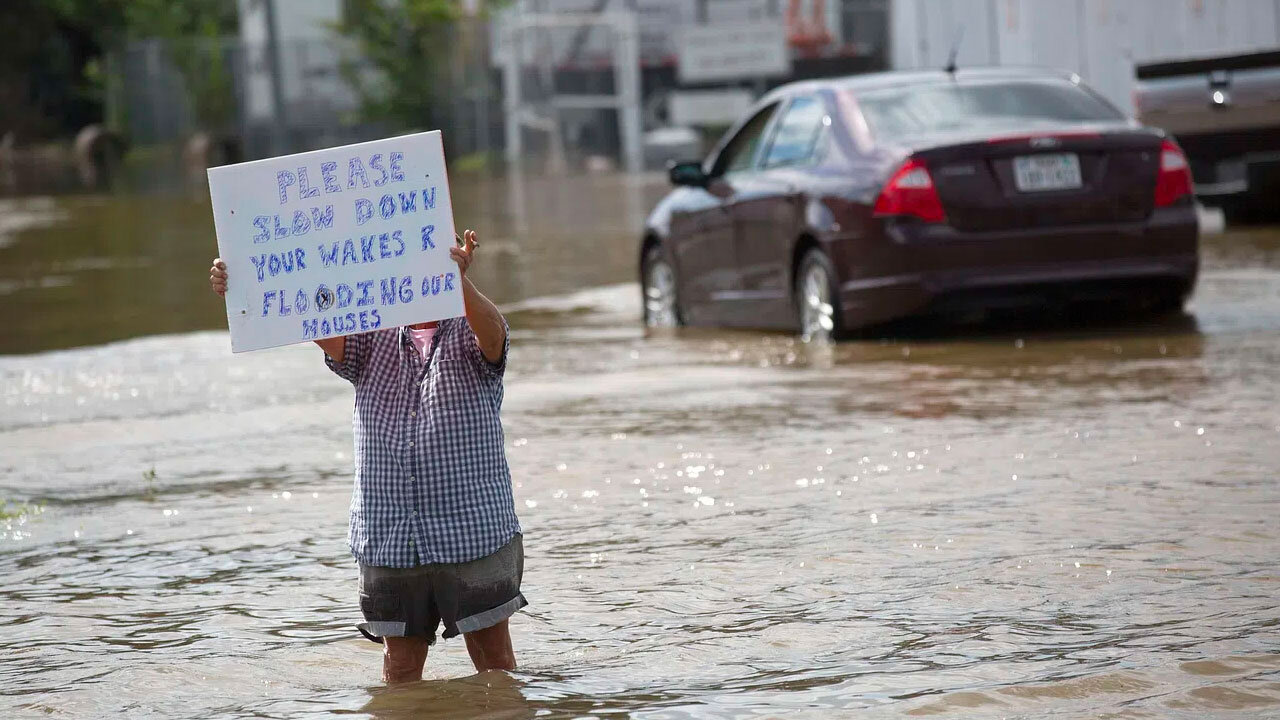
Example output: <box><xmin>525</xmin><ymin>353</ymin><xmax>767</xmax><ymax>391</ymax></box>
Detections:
<box><xmin>453</xmin><ymin>593</ymin><xmax>528</xmax><ymax>636</ymax></box>
<box><xmin>356</xmin><ymin>620</ymin><xmax>409</xmax><ymax>644</ymax></box>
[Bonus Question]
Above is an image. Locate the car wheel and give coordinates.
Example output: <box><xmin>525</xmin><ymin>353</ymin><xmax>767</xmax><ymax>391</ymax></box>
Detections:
<box><xmin>796</xmin><ymin>248</ymin><xmax>844</xmax><ymax>342</ymax></box>
<box><xmin>642</xmin><ymin>246</ymin><xmax>682</xmax><ymax>327</ymax></box>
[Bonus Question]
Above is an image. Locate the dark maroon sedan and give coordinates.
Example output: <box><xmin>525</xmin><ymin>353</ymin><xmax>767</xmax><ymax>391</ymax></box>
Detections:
<box><xmin>639</xmin><ymin>68</ymin><xmax>1199</xmax><ymax>339</ymax></box>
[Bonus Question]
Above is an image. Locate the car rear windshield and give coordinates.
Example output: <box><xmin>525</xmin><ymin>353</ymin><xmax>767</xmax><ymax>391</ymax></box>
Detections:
<box><xmin>852</xmin><ymin>80</ymin><xmax>1124</xmax><ymax>140</ymax></box>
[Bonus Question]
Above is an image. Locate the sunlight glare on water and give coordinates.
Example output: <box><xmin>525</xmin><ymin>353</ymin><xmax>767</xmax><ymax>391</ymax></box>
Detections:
<box><xmin>1</xmin><ymin>176</ymin><xmax>1280</xmax><ymax>718</ymax></box>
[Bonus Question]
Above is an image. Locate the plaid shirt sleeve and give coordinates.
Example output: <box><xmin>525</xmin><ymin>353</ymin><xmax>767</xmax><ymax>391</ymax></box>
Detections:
<box><xmin>462</xmin><ymin>316</ymin><xmax>509</xmax><ymax>381</ymax></box>
<box><xmin>324</xmin><ymin>332</ymin><xmax>372</xmax><ymax>384</ymax></box>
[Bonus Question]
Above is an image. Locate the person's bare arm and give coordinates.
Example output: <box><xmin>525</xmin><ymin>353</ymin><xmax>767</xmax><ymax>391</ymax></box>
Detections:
<box><xmin>450</xmin><ymin>230</ymin><xmax>506</xmax><ymax>364</ymax></box>
<box><xmin>314</xmin><ymin>336</ymin><xmax>346</xmax><ymax>363</ymax></box>
<box><xmin>209</xmin><ymin>258</ymin><xmax>346</xmax><ymax>362</ymax></box>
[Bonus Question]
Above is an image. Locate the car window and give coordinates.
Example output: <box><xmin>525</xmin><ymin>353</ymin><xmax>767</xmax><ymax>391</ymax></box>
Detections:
<box><xmin>713</xmin><ymin>104</ymin><xmax>778</xmax><ymax>176</ymax></box>
<box><xmin>762</xmin><ymin>96</ymin><xmax>826</xmax><ymax>168</ymax></box>
<box><xmin>853</xmin><ymin>79</ymin><xmax>1124</xmax><ymax>140</ymax></box>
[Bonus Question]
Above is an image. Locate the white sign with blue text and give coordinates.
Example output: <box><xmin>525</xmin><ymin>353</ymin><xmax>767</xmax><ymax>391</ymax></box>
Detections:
<box><xmin>208</xmin><ymin>131</ymin><xmax>463</xmax><ymax>353</ymax></box>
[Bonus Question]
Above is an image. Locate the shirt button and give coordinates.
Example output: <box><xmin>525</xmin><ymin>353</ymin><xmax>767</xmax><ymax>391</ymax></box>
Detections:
<box><xmin>408</xmin><ymin>440</ymin><xmax>415</xmax><ymax>448</ymax></box>
<box><xmin>408</xmin><ymin>475</ymin><xmax>416</xmax><ymax>483</ymax></box>
<box><xmin>407</xmin><ymin>538</ymin><xmax>415</xmax><ymax>546</ymax></box>
<box><xmin>410</xmin><ymin>411</ymin><xmax>417</xmax><ymax>418</ymax></box>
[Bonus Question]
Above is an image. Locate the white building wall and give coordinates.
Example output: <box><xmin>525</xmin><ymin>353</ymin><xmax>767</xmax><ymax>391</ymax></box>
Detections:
<box><xmin>890</xmin><ymin>0</ymin><xmax>1280</xmax><ymax>114</ymax></box>
<box><xmin>237</xmin><ymin>0</ymin><xmax>347</xmax><ymax>122</ymax></box>
<box><xmin>995</xmin><ymin>0</ymin><xmax>1082</xmax><ymax>71</ymax></box>
<box><xmin>891</xmin><ymin>0</ymin><xmax>999</xmax><ymax>68</ymax></box>
<box><xmin>1078</xmin><ymin>0</ymin><xmax>1137</xmax><ymax>113</ymax></box>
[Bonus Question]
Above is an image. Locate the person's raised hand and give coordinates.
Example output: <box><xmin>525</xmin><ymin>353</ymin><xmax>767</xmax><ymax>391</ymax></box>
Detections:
<box><xmin>209</xmin><ymin>258</ymin><xmax>228</xmax><ymax>297</ymax></box>
<box><xmin>450</xmin><ymin>229</ymin><xmax>478</xmax><ymax>276</ymax></box>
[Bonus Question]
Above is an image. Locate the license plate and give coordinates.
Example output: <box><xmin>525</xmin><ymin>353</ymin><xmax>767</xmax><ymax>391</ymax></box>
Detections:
<box><xmin>1013</xmin><ymin>153</ymin><xmax>1082</xmax><ymax>192</ymax></box>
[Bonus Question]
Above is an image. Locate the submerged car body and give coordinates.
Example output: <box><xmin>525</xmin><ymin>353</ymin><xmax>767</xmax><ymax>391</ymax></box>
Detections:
<box><xmin>640</xmin><ymin>68</ymin><xmax>1200</xmax><ymax>338</ymax></box>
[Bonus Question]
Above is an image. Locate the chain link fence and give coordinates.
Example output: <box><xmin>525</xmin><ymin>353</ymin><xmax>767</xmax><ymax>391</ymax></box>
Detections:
<box><xmin>107</xmin><ymin>2</ymin><xmax>886</xmax><ymax>170</ymax></box>
<box><xmin>108</xmin><ymin>23</ymin><xmax>503</xmax><ymax>164</ymax></box>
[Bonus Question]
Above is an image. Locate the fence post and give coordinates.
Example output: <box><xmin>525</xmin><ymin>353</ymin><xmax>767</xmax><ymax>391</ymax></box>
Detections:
<box><xmin>503</xmin><ymin>22</ymin><xmax>524</xmax><ymax>171</ymax></box>
<box><xmin>262</xmin><ymin>0</ymin><xmax>290</xmax><ymax>155</ymax></box>
<box><xmin>104</xmin><ymin>50</ymin><xmax>126</xmax><ymax>135</ymax></box>
<box><xmin>615</xmin><ymin>12</ymin><xmax>643</xmax><ymax>174</ymax></box>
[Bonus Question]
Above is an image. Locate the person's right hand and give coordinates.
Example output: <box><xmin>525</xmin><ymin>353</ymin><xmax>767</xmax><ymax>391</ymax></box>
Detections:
<box><xmin>210</xmin><ymin>258</ymin><xmax>228</xmax><ymax>297</ymax></box>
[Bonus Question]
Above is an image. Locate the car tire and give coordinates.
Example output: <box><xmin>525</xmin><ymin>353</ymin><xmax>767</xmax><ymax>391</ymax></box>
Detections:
<box><xmin>642</xmin><ymin>246</ymin><xmax>683</xmax><ymax>327</ymax></box>
<box><xmin>795</xmin><ymin>248</ymin><xmax>846</xmax><ymax>342</ymax></box>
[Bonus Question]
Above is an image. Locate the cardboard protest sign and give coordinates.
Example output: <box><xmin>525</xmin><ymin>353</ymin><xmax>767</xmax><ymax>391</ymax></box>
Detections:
<box><xmin>207</xmin><ymin>131</ymin><xmax>463</xmax><ymax>352</ymax></box>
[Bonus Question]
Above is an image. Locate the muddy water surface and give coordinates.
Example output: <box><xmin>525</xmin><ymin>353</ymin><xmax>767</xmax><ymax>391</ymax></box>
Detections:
<box><xmin>1</xmin><ymin>175</ymin><xmax>1279</xmax><ymax>718</ymax></box>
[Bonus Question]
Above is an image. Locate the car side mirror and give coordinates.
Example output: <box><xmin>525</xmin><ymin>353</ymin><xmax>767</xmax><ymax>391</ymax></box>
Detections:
<box><xmin>668</xmin><ymin>161</ymin><xmax>707</xmax><ymax>187</ymax></box>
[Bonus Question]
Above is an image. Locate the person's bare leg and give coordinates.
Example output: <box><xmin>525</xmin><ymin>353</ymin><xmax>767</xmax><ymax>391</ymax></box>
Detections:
<box><xmin>382</xmin><ymin>636</ymin><xmax>429</xmax><ymax>683</ymax></box>
<box><xmin>463</xmin><ymin>632</ymin><xmax>488</xmax><ymax>671</ymax></box>
<box><xmin>463</xmin><ymin>619</ymin><xmax>516</xmax><ymax>672</ymax></box>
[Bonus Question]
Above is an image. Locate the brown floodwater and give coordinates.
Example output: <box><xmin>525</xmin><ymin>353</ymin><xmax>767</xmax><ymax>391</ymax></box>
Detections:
<box><xmin>1</xmin><ymin>174</ymin><xmax>1279</xmax><ymax>718</ymax></box>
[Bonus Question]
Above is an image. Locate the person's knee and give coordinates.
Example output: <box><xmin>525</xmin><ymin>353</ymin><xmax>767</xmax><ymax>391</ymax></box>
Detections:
<box><xmin>468</xmin><ymin>622</ymin><xmax>516</xmax><ymax>671</ymax></box>
<box><xmin>383</xmin><ymin>636</ymin><xmax>428</xmax><ymax>682</ymax></box>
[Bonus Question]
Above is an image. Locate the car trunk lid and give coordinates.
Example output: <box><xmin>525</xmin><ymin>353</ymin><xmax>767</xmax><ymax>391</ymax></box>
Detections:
<box><xmin>909</xmin><ymin>126</ymin><xmax>1164</xmax><ymax>232</ymax></box>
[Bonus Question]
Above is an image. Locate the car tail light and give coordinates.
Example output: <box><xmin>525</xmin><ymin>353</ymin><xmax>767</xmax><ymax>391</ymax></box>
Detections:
<box><xmin>1154</xmin><ymin>139</ymin><xmax>1193</xmax><ymax>207</ymax></box>
<box><xmin>873</xmin><ymin>158</ymin><xmax>945</xmax><ymax>223</ymax></box>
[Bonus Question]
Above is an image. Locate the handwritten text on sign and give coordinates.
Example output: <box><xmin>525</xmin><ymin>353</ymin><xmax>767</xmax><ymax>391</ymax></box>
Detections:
<box><xmin>208</xmin><ymin>131</ymin><xmax>463</xmax><ymax>353</ymax></box>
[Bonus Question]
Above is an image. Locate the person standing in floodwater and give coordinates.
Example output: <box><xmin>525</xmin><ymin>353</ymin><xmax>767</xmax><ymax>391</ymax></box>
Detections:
<box><xmin>209</xmin><ymin>229</ymin><xmax>526</xmax><ymax>683</ymax></box>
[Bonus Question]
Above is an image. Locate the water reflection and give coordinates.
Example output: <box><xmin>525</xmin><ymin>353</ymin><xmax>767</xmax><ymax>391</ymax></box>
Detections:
<box><xmin>1</xmin><ymin>178</ymin><xmax>1279</xmax><ymax>717</ymax></box>
<box><xmin>0</xmin><ymin>172</ymin><xmax>669</xmax><ymax>354</ymax></box>
<box><xmin>356</xmin><ymin>673</ymin><xmax>533</xmax><ymax>720</ymax></box>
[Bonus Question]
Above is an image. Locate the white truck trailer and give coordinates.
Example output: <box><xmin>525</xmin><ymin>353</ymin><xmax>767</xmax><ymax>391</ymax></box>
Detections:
<box><xmin>888</xmin><ymin>0</ymin><xmax>1280</xmax><ymax>115</ymax></box>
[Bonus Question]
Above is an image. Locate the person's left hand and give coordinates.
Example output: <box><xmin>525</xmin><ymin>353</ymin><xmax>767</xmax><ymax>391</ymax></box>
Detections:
<box><xmin>450</xmin><ymin>229</ymin><xmax>478</xmax><ymax>276</ymax></box>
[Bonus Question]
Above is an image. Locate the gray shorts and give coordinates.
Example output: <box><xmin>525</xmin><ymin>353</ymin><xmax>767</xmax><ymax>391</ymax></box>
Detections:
<box><xmin>357</xmin><ymin>534</ymin><xmax>526</xmax><ymax>645</ymax></box>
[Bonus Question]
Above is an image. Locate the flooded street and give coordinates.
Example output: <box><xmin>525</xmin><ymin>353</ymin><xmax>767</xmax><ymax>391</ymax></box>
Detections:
<box><xmin>2</xmin><ymin>175</ymin><xmax>1279</xmax><ymax>718</ymax></box>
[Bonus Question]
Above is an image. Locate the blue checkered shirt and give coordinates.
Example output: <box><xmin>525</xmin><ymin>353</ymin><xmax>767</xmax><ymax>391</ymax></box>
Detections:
<box><xmin>325</xmin><ymin>317</ymin><xmax>521</xmax><ymax>567</ymax></box>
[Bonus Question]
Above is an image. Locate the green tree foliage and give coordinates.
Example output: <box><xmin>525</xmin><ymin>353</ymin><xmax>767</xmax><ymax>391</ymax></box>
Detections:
<box><xmin>118</xmin><ymin>0</ymin><xmax>239</xmax><ymax>39</ymax></box>
<box><xmin>0</xmin><ymin>0</ymin><xmax>122</xmax><ymax>138</ymax></box>
<box><xmin>118</xmin><ymin>0</ymin><xmax>240</xmax><ymax>134</ymax></box>
<box><xmin>0</xmin><ymin>0</ymin><xmax>237</xmax><ymax>139</ymax></box>
<box><xmin>335</xmin><ymin>0</ymin><xmax>502</xmax><ymax>131</ymax></box>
